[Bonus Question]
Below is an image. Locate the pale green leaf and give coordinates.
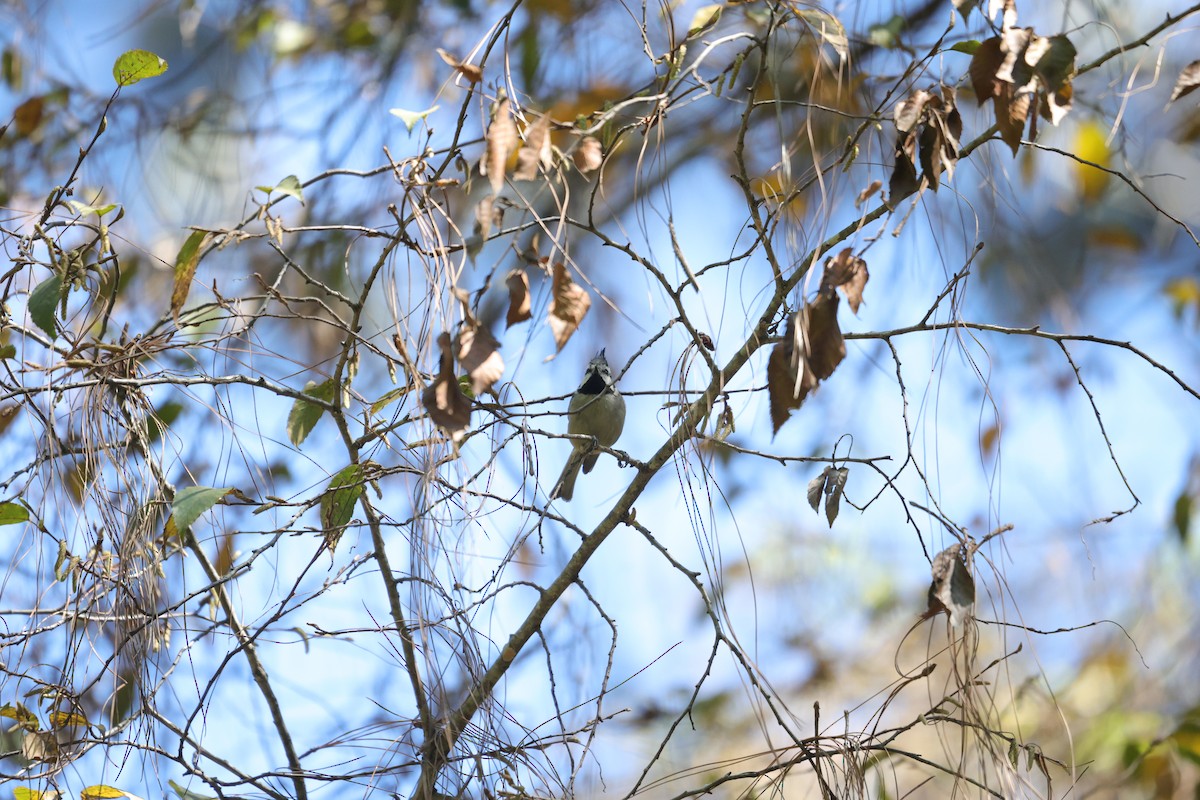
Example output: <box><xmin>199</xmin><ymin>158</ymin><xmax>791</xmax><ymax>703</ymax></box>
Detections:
<box><xmin>273</xmin><ymin>175</ymin><xmax>304</xmax><ymax>205</ymax></box>
<box><xmin>287</xmin><ymin>379</ymin><xmax>336</xmax><ymax>446</ymax></box>
<box><xmin>112</xmin><ymin>49</ymin><xmax>167</xmax><ymax>87</ymax></box>
<box><xmin>0</xmin><ymin>501</ymin><xmax>29</xmax><ymax>526</ymax></box>
<box><xmin>66</xmin><ymin>200</ymin><xmax>119</xmax><ymax>218</ymax></box>
<box><xmin>171</xmin><ymin>486</ymin><xmax>234</xmax><ymax>533</ymax></box>
<box><xmin>390</xmin><ymin>105</ymin><xmax>439</xmax><ymax>133</ymax></box>
<box><xmin>168</xmin><ymin>780</ymin><xmax>217</xmax><ymax>800</ymax></box>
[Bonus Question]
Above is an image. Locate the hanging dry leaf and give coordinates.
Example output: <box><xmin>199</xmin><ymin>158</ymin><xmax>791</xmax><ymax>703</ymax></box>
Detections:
<box><xmin>421</xmin><ymin>332</ymin><xmax>471</xmax><ymax>441</ymax></box>
<box><xmin>513</xmin><ymin>113</ymin><xmax>553</xmax><ymax>181</ymax></box>
<box><xmin>547</xmin><ymin>262</ymin><xmax>591</xmax><ymax>352</ymax></box>
<box><xmin>1170</xmin><ymin>60</ymin><xmax>1200</xmax><ymax>104</ymax></box>
<box><xmin>480</xmin><ymin>97</ymin><xmax>519</xmax><ymax>195</ymax></box>
<box><xmin>436</xmin><ymin>47</ymin><xmax>482</xmax><ymax>83</ymax></box>
<box><xmin>823</xmin><ymin>466</ymin><xmax>848</xmax><ymax>526</ymax></box>
<box><xmin>970</xmin><ymin>29</ymin><xmax>1076</xmax><ymax>156</ymax></box>
<box><xmin>923</xmin><ymin>543</ymin><xmax>976</xmax><ymax>625</ymax></box>
<box><xmin>456</xmin><ymin>322</ymin><xmax>504</xmax><ymax>396</ymax></box>
<box><xmin>505</xmin><ymin>269</ymin><xmax>532</xmax><ymax>328</ymax></box>
<box><xmin>890</xmin><ymin>86</ymin><xmax>961</xmax><ymax>200</ymax></box>
<box><xmin>821</xmin><ymin>248</ymin><xmax>869</xmax><ymax>315</ymax></box>
<box><xmin>767</xmin><ymin>316</ymin><xmax>807</xmax><ymax>434</ymax></box>
<box><xmin>474</xmin><ymin>194</ymin><xmax>500</xmax><ymax>242</ymax></box>
<box><xmin>573</xmin><ymin>135</ymin><xmax>603</xmax><ymax>174</ymax></box>
<box><xmin>801</xmin><ymin>292</ymin><xmax>845</xmax><ymax>382</ymax></box>
<box><xmin>855</xmin><ymin>179</ymin><xmax>882</xmax><ymax>208</ymax></box>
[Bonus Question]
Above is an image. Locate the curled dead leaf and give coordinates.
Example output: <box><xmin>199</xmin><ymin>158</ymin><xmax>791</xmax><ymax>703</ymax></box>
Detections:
<box><xmin>821</xmin><ymin>248</ymin><xmax>869</xmax><ymax>315</ymax></box>
<box><xmin>573</xmin><ymin>135</ymin><xmax>603</xmax><ymax>174</ymax></box>
<box><xmin>505</xmin><ymin>269</ymin><xmax>532</xmax><ymax>328</ymax></box>
<box><xmin>421</xmin><ymin>332</ymin><xmax>471</xmax><ymax>441</ymax></box>
<box><xmin>1170</xmin><ymin>60</ymin><xmax>1200</xmax><ymax>104</ymax></box>
<box><xmin>767</xmin><ymin>317</ymin><xmax>806</xmax><ymax>434</ymax></box>
<box><xmin>767</xmin><ymin>292</ymin><xmax>845</xmax><ymax>435</ymax></box>
<box><xmin>481</xmin><ymin>97</ymin><xmax>519</xmax><ymax>195</ymax></box>
<box><xmin>456</xmin><ymin>322</ymin><xmax>504</xmax><ymax>396</ymax></box>
<box><xmin>436</xmin><ymin>47</ymin><xmax>482</xmax><ymax>83</ymax></box>
<box><xmin>548</xmin><ymin>262</ymin><xmax>591</xmax><ymax>352</ymax></box>
<box><xmin>855</xmin><ymin>179</ymin><xmax>882</xmax><ymax>208</ymax></box>
<box><xmin>924</xmin><ymin>543</ymin><xmax>976</xmax><ymax>625</ymax></box>
<box><xmin>513</xmin><ymin>113</ymin><xmax>553</xmax><ymax>181</ymax></box>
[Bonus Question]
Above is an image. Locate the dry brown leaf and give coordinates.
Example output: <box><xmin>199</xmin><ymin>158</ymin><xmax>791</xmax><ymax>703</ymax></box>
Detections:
<box><xmin>1170</xmin><ymin>60</ymin><xmax>1200</xmax><ymax>104</ymax></box>
<box><xmin>474</xmin><ymin>194</ymin><xmax>500</xmax><ymax>241</ymax></box>
<box><xmin>968</xmin><ymin>37</ymin><xmax>1004</xmax><ymax>105</ymax></box>
<box><xmin>801</xmin><ymin>292</ymin><xmax>845</xmax><ymax>382</ymax></box>
<box><xmin>573</xmin><ymin>135</ymin><xmax>603</xmax><ymax>174</ymax></box>
<box><xmin>421</xmin><ymin>332</ymin><xmax>471</xmax><ymax>441</ymax></box>
<box><xmin>505</xmin><ymin>269</ymin><xmax>532</xmax><ymax>328</ymax></box>
<box><xmin>894</xmin><ymin>88</ymin><xmax>932</xmax><ymax>134</ymax></box>
<box><xmin>456</xmin><ymin>323</ymin><xmax>504</xmax><ymax>396</ymax></box>
<box><xmin>855</xmin><ymin>179</ymin><xmax>882</xmax><ymax>208</ymax></box>
<box><xmin>767</xmin><ymin>316</ymin><xmax>806</xmax><ymax>434</ymax></box>
<box><xmin>480</xmin><ymin>97</ymin><xmax>518</xmax><ymax>195</ymax></box>
<box><xmin>821</xmin><ymin>248</ymin><xmax>869</xmax><ymax>315</ymax></box>
<box><xmin>435</xmin><ymin>47</ymin><xmax>482</xmax><ymax>83</ymax></box>
<box><xmin>767</xmin><ymin>292</ymin><xmax>847</xmax><ymax>435</ymax></box>
<box><xmin>548</xmin><ymin>262</ymin><xmax>591</xmax><ymax>352</ymax></box>
<box><xmin>13</xmin><ymin>96</ymin><xmax>44</xmax><ymax>136</ymax></box>
<box><xmin>513</xmin><ymin>113</ymin><xmax>553</xmax><ymax>181</ymax></box>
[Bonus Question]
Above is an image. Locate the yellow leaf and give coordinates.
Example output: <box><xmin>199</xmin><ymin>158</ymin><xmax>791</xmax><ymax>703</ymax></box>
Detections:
<box><xmin>81</xmin><ymin>785</ymin><xmax>130</xmax><ymax>799</ymax></box>
<box><xmin>1073</xmin><ymin>120</ymin><xmax>1110</xmax><ymax>202</ymax></box>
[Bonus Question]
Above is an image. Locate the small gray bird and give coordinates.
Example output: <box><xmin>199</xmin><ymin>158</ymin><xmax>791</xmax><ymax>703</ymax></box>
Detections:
<box><xmin>552</xmin><ymin>350</ymin><xmax>626</xmax><ymax>502</ymax></box>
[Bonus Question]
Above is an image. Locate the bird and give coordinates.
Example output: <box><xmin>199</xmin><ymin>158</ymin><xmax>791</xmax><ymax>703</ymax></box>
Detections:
<box><xmin>552</xmin><ymin>350</ymin><xmax>626</xmax><ymax>502</ymax></box>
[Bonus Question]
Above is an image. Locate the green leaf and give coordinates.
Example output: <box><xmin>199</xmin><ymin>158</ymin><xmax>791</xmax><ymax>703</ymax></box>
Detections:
<box><xmin>389</xmin><ymin>105</ymin><xmax>439</xmax><ymax>133</ymax></box>
<box><xmin>28</xmin><ymin>274</ymin><xmax>63</xmax><ymax>338</ymax></box>
<box><xmin>0</xmin><ymin>343</ymin><xmax>15</xmax><ymax>359</ymax></box>
<box><xmin>1174</xmin><ymin>490</ymin><xmax>1193</xmax><ymax>543</ymax></box>
<box><xmin>147</xmin><ymin>400</ymin><xmax>185</xmax><ymax>443</ymax></box>
<box><xmin>370</xmin><ymin>385</ymin><xmax>411</xmax><ymax>414</ymax></box>
<box><xmin>171</xmin><ymin>486</ymin><xmax>234</xmax><ymax>533</ymax></box>
<box><xmin>172</xmin><ymin>229</ymin><xmax>209</xmax><ymax>320</ymax></box>
<box><xmin>168</xmin><ymin>779</ymin><xmax>218</xmax><ymax>800</ymax></box>
<box><xmin>0</xmin><ymin>501</ymin><xmax>29</xmax><ymax>525</ymax></box>
<box><xmin>272</xmin><ymin>174</ymin><xmax>304</xmax><ymax>205</ymax></box>
<box><xmin>66</xmin><ymin>200</ymin><xmax>119</xmax><ymax>218</ymax></box>
<box><xmin>949</xmin><ymin>40</ymin><xmax>981</xmax><ymax>55</ymax></box>
<box><xmin>868</xmin><ymin>15</ymin><xmax>905</xmax><ymax>49</ymax></box>
<box><xmin>112</xmin><ymin>49</ymin><xmax>168</xmax><ymax>87</ymax></box>
<box><xmin>287</xmin><ymin>378</ymin><xmax>336</xmax><ymax>446</ymax></box>
<box><xmin>320</xmin><ymin>463</ymin><xmax>366</xmax><ymax>551</ymax></box>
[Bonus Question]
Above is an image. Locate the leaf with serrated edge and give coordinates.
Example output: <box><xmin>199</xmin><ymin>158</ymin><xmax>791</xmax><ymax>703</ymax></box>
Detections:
<box><xmin>320</xmin><ymin>464</ymin><xmax>364</xmax><ymax>552</ymax></box>
<box><xmin>113</xmin><ymin>49</ymin><xmax>167</xmax><ymax>86</ymax></box>
<box><xmin>171</xmin><ymin>486</ymin><xmax>234</xmax><ymax>533</ymax></box>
